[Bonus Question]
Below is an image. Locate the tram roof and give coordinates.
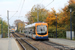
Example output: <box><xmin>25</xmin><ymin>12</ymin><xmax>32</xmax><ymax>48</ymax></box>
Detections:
<box><xmin>25</xmin><ymin>22</ymin><xmax>46</xmax><ymax>28</ymax></box>
<box><xmin>25</xmin><ymin>23</ymin><xmax>36</xmax><ymax>28</ymax></box>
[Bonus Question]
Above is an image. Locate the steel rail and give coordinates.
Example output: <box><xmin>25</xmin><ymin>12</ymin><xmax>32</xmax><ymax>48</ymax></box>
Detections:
<box><xmin>13</xmin><ymin>33</ymin><xmax>26</xmax><ymax>50</ymax></box>
<box><xmin>16</xmin><ymin>39</ymin><xmax>26</xmax><ymax>50</ymax></box>
<box><xmin>21</xmin><ymin>39</ymin><xmax>38</xmax><ymax>50</ymax></box>
<box><xmin>13</xmin><ymin>33</ymin><xmax>38</xmax><ymax>50</ymax></box>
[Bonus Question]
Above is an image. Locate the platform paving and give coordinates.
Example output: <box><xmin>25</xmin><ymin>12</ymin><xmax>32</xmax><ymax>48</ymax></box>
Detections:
<box><xmin>49</xmin><ymin>38</ymin><xmax>75</xmax><ymax>48</ymax></box>
<box><xmin>0</xmin><ymin>38</ymin><xmax>19</xmax><ymax>50</ymax></box>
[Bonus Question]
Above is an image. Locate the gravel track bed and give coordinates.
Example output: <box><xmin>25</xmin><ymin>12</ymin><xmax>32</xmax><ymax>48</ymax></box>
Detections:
<box><xmin>15</xmin><ymin>33</ymin><xmax>25</xmax><ymax>37</ymax></box>
<box><xmin>16</xmin><ymin>33</ymin><xmax>59</xmax><ymax>50</ymax></box>
<box><xmin>24</xmin><ymin>39</ymin><xmax>59</xmax><ymax>50</ymax></box>
<box><xmin>15</xmin><ymin>33</ymin><xmax>27</xmax><ymax>39</ymax></box>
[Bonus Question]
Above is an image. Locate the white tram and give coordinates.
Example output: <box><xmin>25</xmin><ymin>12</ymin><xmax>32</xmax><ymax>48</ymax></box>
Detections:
<box><xmin>25</xmin><ymin>22</ymin><xmax>48</xmax><ymax>39</ymax></box>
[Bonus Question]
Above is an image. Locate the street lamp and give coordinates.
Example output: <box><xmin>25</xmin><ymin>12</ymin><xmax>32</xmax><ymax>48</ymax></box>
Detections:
<box><xmin>70</xmin><ymin>8</ymin><xmax>72</xmax><ymax>40</ymax></box>
<box><xmin>55</xmin><ymin>15</ymin><xmax>57</xmax><ymax>38</ymax></box>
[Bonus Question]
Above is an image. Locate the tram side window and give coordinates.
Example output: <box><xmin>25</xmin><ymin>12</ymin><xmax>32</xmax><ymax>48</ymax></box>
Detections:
<box><xmin>30</xmin><ymin>27</ymin><xmax>35</xmax><ymax>34</ymax></box>
<box><xmin>33</xmin><ymin>27</ymin><xmax>35</xmax><ymax>34</ymax></box>
<box><xmin>24</xmin><ymin>29</ymin><xmax>27</xmax><ymax>33</ymax></box>
<box><xmin>29</xmin><ymin>29</ymin><xmax>32</xmax><ymax>34</ymax></box>
<box><xmin>27</xmin><ymin>28</ymin><xmax>29</xmax><ymax>34</ymax></box>
<box><xmin>24</xmin><ymin>31</ymin><xmax>26</xmax><ymax>33</ymax></box>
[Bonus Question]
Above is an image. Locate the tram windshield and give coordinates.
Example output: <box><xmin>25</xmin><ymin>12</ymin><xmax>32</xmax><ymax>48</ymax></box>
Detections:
<box><xmin>37</xmin><ymin>25</ymin><xmax>47</xmax><ymax>35</ymax></box>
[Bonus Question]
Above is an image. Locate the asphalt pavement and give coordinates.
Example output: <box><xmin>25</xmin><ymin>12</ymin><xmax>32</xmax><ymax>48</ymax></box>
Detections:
<box><xmin>0</xmin><ymin>38</ymin><xmax>19</xmax><ymax>50</ymax></box>
<box><xmin>49</xmin><ymin>38</ymin><xmax>75</xmax><ymax>48</ymax></box>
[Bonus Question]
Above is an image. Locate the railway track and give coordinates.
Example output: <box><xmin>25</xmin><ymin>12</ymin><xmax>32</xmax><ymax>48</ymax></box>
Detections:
<box><xmin>41</xmin><ymin>41</ymin><xmax>75</xmax><ymax>50</ymax></box>
<box><xmin>17</xmin><ymin>33</ymin><xmax>75</xmax><ymax>50</ymax></box>
<box><xmin>12</xmin><ymin>33</ymin><xmax>38</xmax><ymax>50</ymax></box>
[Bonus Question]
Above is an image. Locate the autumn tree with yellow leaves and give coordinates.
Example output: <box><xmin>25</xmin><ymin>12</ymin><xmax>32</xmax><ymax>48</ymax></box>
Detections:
<box><xmin>46</xmin><ymin>8</ymin><xmax>56</xmax><ymax>26</ymax></box>
<box><xmin>14</xmin><ymin>20</ymin><xmax>25</xmax><ymax>32</ymax></box>
<box><xmin>46</xmin><ymin>0</ymin><xmax>75</xmax><ymax>38</ymax></box>
<box><xmin>18</xmin><ymin>22</ymin><xmax>25</xmax><ymax>32</ymax></box>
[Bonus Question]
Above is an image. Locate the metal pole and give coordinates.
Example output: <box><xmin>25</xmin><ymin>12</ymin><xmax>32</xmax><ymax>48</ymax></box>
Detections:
<box><xmin>7</xmin><ymin>10</ymin><xmax>9</xmax><ymax>38</ymax></box>
<box><xmin>23</xmin><ymin>21</ymin><xmax>24</xmax><ymax>33</ymax></box>
<box><xmin>1</xmin><ymin>19</ymin><xmax>3</xmax><ymax>38</ymax></box>
<box><xmin>70</xmin><ymin>8</ymin><xmax>72</xmax><ymax>40</ymax></box>
<box><xmin>20</xmin><ymin>28</ymin><xmax>21</xmax><ymax>33</ymax></box>
<box><xmin>17</xmin><ymin>23</ymin><xmax>18</xmax><ymax>32</ymax></box>
<box><xmin>56</xmin><ymin>15</ymin><xmax>57</xmax><ymax>38</ymax></box>
<box><xmin>37</xmin><ymin>6</ymin><xmax>39</xmax><ymax>22</ymax></box>
<box><xmin>37</xmin><ymin>10</ymin><xmax>39</xmax><ymax>22</ymax></box>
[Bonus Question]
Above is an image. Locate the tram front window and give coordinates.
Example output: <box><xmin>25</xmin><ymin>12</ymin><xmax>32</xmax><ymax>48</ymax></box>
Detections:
<box><xmin>37</xmin><ymin>25</ymin><xmax>47</xmax><ymax>35</ymax></box>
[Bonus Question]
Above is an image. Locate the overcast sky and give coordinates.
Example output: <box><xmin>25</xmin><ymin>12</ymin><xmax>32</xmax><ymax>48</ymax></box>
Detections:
<box><xmin>0</xmin><ymin>0</ymin><xmax>69</xmax><ymax>26</ymax></box>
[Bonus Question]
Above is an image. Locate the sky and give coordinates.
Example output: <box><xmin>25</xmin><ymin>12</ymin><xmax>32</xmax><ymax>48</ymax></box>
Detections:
<box><xmin>0</xmin><ymin>0</ymin><xmax>69</xmax><ymax>26</ymax></box>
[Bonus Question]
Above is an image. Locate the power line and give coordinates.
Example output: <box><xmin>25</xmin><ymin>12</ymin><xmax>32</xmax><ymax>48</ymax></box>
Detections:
<box><xmin>19</xmin><ymin>0</ymin><xmax>25</xmax><ymax>17</ymax></box>
<box><xmin>9</xmin><ymin>11</ymin><xmax>18</xmax><ymax>20</ymax></box>
<box><xmin>45</xmin><ymin>0</ymin><xmax>54</xmax><ymax>7</ymax></box>
<box><xmin>17</xmin><ymin>0</ymin><xmax>23</xmax><ymax>11</ymax></box>
<box><xmin>40</xmin><ymin>0</ymin><xmax>44</xmax><ymax>3</ymax></box>
<box><xmin>9</xmin><ymin>0</ymin><xmax>22</xmax><ymax>19</ymax></box>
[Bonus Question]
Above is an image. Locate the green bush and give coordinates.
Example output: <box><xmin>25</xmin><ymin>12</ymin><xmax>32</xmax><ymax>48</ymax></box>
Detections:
<box><xmin>48</xmin><ymin>26</ymin><xmax>66</xmax><ymax>38</ymax></box>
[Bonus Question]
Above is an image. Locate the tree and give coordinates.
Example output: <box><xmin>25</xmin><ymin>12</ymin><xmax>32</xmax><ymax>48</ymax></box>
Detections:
<box><xmin>58</xmin><ymin>6</ymin><xmax>70</xmax><ymax>28</ymax></box>
<box><xmin>14</xmin><ymin>20</ymin><xmax>22</xmax><ymax>26</ymax></box>
<box><xmin>68</xmin><ymin>0</ymin><xmax>75</xmax><ymax>4</ymax></box>
<box><xmin>14</xmin><ymin>20</ymin><xmax>25</xmax><ymax>32</ymax></box>
<box><xmin>46</xmin><ymin>8</ymin><xmax>56</xmax><ymax>26</ymax></box>
<box><xmin>0</xmin><ymin>17</ymin><xmax>8</xmax><ymax>38</ymax></box>
<box><xmin>26</xmin><ymin>4</ymin><xmax>48</xmax><ymax>24</ymax></box>
<box><xmin>18</xmin><ymin>22</ymin><xmax>25</xmax><ymax>32</ymax></box>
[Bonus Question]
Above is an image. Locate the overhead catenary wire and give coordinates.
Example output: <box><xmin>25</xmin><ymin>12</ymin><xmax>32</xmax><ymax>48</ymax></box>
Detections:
<box><xmin>9</xmin><ymin>11</ymin><xmax>18</xmax><ymax>20</ymax></box>
<box><xmin>9</xmin><ymin>0</ymin><xmax>22</xmax><ymax>20</ymax></box>
<box><xmin>40</xmin><ymin>0</ymin><xmax>45</xmax><ymax>4</ymax></box>
<box><xmin>19</xmin><ymin>0</ymin><xmax>25</xmax><ymax>17</ymax></box>
<box><xmin>45</xmin><ymin>0</ymin><xmax>54</xmax><ymax>7</ymax></box>
<box><xmin>35</xmin><ymin>0</ymin><xmax>54</xmax><ymax>22</ymax></box>
<box><xmin>17</xmin><ymin>0</ymin><xmax>23</xmax><ymax>11</ymax></box>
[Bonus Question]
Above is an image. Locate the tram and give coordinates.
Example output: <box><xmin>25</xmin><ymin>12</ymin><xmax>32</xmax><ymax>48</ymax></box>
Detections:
<box><xmin>25</xmin><ymin>22</ymin><xmax>48</xmax><ymax>39</ymax></box>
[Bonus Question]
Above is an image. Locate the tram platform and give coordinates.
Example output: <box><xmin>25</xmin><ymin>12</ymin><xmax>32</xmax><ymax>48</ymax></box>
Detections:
<box><xmin>0</xmin><ymin>38</ymin><xmax>19</xmax><ymax>50</ymax></box>
<box><xmin>49</xmin><ymin>38</ymin><xmax>75</xmax><ymax>48</ymax></box>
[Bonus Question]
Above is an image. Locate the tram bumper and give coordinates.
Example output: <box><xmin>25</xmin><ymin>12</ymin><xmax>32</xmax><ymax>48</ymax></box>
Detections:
<box><xmin>36</xmin><ymin>36</ymin><xmax>48</xmax><ymax>39</ymax></box>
